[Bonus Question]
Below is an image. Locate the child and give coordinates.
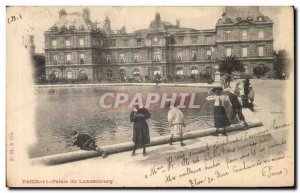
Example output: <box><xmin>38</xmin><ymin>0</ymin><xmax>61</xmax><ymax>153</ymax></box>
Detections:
<box><xmin>206</xmin><ymin>87</ymin><xmax>231</xmax><ymax>136</ymax></box>
<box><xmin>71</xmin><ymin>130</ymin><xmax>107</xmax><ymax>158</ymax></box>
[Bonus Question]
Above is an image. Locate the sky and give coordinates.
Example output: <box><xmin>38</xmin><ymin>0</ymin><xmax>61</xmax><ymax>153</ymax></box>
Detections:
<box><xmin>6</xmin><ymin>6</ymin><xmax>294</xmax><ymax>58</ymax></box>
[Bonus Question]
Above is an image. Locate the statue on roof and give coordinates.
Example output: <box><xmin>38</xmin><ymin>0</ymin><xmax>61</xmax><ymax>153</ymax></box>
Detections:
<box><xmin>104</xmin><ymin>16</ymin><xmax>113</xmax><ymax>34</ymax></box>
<box><xmin>155</xmin><ymin>12</ymin><xmax>161</xmax><ymax>22</ymax></box>
<box><xmin>118</xmin><ymin>26</ymin><xmax>126</xmax><ymax>34</ymax></box>
<box><xmin>59</xmin><ymin>9</ymin><xmax>67</xmax><ymax>18</ymax></box>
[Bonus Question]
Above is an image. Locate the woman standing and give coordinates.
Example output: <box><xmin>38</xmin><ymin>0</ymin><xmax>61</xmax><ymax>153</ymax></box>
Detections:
<box><xmin>130</xmin><ymin>105</ymin><xmax>151</xmax><ymax>156</ymax></box>
<box><xmin>206</xmin><ymin>87</ymin><xmax>231</xmax><ymax>136</ymax></box>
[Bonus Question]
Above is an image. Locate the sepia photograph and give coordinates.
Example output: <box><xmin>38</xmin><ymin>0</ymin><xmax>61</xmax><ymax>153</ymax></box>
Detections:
<box><xmin>6</xmin><ymin>5</ymin><xmax>294</xmax><ymax>188</ymax></box>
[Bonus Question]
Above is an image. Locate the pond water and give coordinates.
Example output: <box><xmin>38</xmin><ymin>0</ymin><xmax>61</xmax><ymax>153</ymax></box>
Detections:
<box><xmin>29</xmin><ymin>86</ymin><xmax>213</xmax><ymax>158</ymax></box>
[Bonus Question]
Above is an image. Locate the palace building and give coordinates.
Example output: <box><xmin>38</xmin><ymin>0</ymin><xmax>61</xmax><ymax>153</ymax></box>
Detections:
<box><xmin>44</xmin><ymin>7</ymin><xmax>274</xmax><ymax>81</ymax></box>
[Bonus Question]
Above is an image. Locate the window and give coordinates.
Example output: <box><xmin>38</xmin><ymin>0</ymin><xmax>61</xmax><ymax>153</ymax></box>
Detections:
<box><xmin>79</xmin><ymin>37</ymin><xmax>84</xmax><ymax>46</ymax></box>
<box><xmin>123</xmin><ymin>39</ymin><xmax>128</xmax><ymax>47</ymax></box>
<box><xmin>80</xmin><ymin>54</ymin><xmax>85</xmax><ymax>64</ymax></box>
<box><xmin>258</xmin><ymin>16</ymin><xmax>264</xmax><ymax>21</ymax></box>
<box><xmin>134</xmin><ymin>53</ymin><xmax>138</xmax><ymax>62</ymax></box>
<box><xmin>177</xmin><ymin>52</ymin><xmax>182</xmax><ymax>61</ymax></box>
<box><xmin>191</xmin><ymin>66</ymin><xmax>198</xmax><ymax>75</ymax></box>
<box><xmin>176</xmin><ymin>67</ymin><xmax>184</xmax><ymax>75</ymax></box>
<box><xmin>109</xmin><ymin>39</ymin><xmax>116</xmax><ymax>47</ymax></box>
<box><xmin>192</xmin><ymin>51</ymin><xmax>197</xmax><ymax>61</ymax></box>
<box><xmin>66</xmin><ymin>71</ymin><xmax>72</xmax><ymax>79</ymax></box>
<box><xmin>106</xmin><ymin>68</ymin><xmax>113</xmax><ymax>78</ymax></box>
<box><xmin>65</xmin><ymin>38</ymin><xmax>71</xmax><ymax>46</ymax></box>
<box><xmin>226</xmin><ymin>48</ymin><xmax>232</xmax><ymax>56</ymax></box>
<box><xmin>242</xmin><ymin>47</ymin><xmax>248</xmax><ymax>57</ymax></box>
<box><xmin>136</xmin><ymin>39</ymin><xmax>142</xmax><ymax>46</ymax></box>
<box><xmin>133</xmin><ymin>68</ymin><xmax>140</xmax><ymax>77</ymax></box>
<box><xmin>53</xmin><ymin>54</ymin><xmax>58</xmax><ymax>64</ymax></box>
<box><xmin>120</xmin><ymin>69</ymin><xmax>126</xmax><ymax>77</ymax></box>
<box><xmin>52</xmin><ymin>39</ymin><xmax>57</xmax><ymax>47</ymax></box>
<box><xmin>153</xmin><ymin>37</ymin><xmax>159</xmax><ymax>45</ymax></box>
<box><xmin>120</xmin><ymin>54</ymin><xmax>125</xmax><ymax>63</ymax></box>
<box><xmin>206</xmin><ymin>66</ymin><xmax>214</xmax><ymax>75</ymax></box>
<box><xmin>177</xmin><ymin>36</ymin><xmax>184</xmax><ymax>44</ymax></box>
<box><xmin>66</xmin><ymin>53</ymin><xmax>71</xmax><ymax>62</ymax></box>
<box><xmin>153</xmin><ymin>67</ymin><xmax>161</xmax><ymax>75</ymax></box>
<box><xmin>78</xmin><ymin>70</ymin><xmax>87</xmax><ymax>79</ymax></box>
<box><xmin>206</xmin><ymin>50</ymin><xmax>212</xmax><ymax>59</ymax></box>
<box><xmin>191</xmin><ymin>36</ymin><xmax>198</xmax><ymax>44</ymax></box>
<box><xmin>153</xmin><ymin>51</ymin><xmax>160</xmax><ymax>61</ymax></box>
<box><xmin>106</xmin><ymin>55</ymin><xmax>111</xmax><ymax>64</ymax></box>
<box><xmin>206</xmin><ymin>36</ymin><xmax>212</xmax><ymax>43</ymax></box>
<box><xmin>244</xmin><ymin>66</ymin><xmax>249</xmax><ymax>74</ymax></box>
<box><xmin>242</xmin><ymin>30</ymin><xmax>247</xmax><ymax>40</ymax></box>
<box><xmin>258</xmin><ymin>46</ymin><xmax>264</xmax><ymax>56</ymax></box>
<box><xmin>93</xmin><ymin>39</ymin><xmax>98</xmax><ymax>46</ymax></box>
<box><xmin>146</xmin><ymin>39</ymin><xmax>151</xmax><ymax>46</ymax></box>
<box><xmin>225</xmin><ymin>30</ymin><xmax>231</xmax><ymax>40</ymax></box>
<box><xmin>53</xmin><ymin>71</ymin><xmax>59</xmax><ymax>78</ymax></box>
<box><xmin>99</xmin><ymin>40</ymin><xmax>103</xmax><ymax>47</ymax></box>
<box><xmin>258</xmin><ymin>30</ymin><xmax>264</xmax><ymax>39</ymax></box>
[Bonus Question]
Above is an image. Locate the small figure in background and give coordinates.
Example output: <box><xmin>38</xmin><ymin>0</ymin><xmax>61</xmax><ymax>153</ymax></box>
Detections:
<box><xmin>282</xmin><ymin>72</ymin><xmax>286</xmax><ymax>80</ymax></box>
<box><xmin>167</xmin><ymin>102</ymin><xmax>186</xmax><ymax>146</ymax></box>
<box><xmin>130</xmin><ymin>105</ymin><xmax>151</xmax><ymax>156</ymax></box>
<box><xmin>71</xmin><ymin>130</ymin><xmax>107</xmax><ymax>158</ymax></box>
<box><xmin>234</xmin><ymin>82</ymin><xmax>241</xmax><ymax>97</ymax></box>
<box><xmin>248</xmin><ymin>86</ymin><xmax>255</xmax><ymax>111</ymax></box>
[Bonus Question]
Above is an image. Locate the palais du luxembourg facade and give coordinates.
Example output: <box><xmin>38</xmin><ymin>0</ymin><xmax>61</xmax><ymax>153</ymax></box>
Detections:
<box><xmin>44</xmin><ymin>7</ymin><xmax>274</xmax><ymax>81</ymax></box>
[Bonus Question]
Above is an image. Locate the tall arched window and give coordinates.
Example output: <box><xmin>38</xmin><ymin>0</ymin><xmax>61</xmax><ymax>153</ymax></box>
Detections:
<box><xmin>191</xmin><ymin>66</ymin><xmax>199</xmax><ymax>75</ymax></box>
<box><xmin>153</xmin><ymin>67</ymin><xmax>161</xmax><ymax>75</ymax></box>
<box><xmin>244</xmin><ymin>66</ymin><xmax>249</xmax><ymax>74</ymax></box>
<box><xmin>206</xmin><ymin>66</ymin><xmax>213</xmax><ymax>75</ymax></box>
<box><xmin>176</xmin><ymin>67</ymin><xmax>184</xmax><ymax>75</ymax></box>
<box><xmin>53</xmin><ymin>71</ymin><xmax>59</xmax><ymax>78</ymax></box>
<box><xmin>133</xmin><ymin>68</ymin><xmax>140</xmax><ymax>77</ymax></box>
<box><xmin>66</xmin><ymin>71</ymin><xmax>73</xmax><ymax>79</ymax></box>
<box><xmin>106</xmin><ymin>68</ymin><xmax>113</xmax><ymax>78</ymax></box>
<box><xmin>120</xmin><ymin>69</ymin><xmax>126</xmax><ymax>77</ymax></box>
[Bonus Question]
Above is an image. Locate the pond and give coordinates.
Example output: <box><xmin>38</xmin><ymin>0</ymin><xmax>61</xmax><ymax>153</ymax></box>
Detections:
<box><xmin>29</xmin><ymin>86</ymin><xmax>214</xmax><ymax>158</ymax></box>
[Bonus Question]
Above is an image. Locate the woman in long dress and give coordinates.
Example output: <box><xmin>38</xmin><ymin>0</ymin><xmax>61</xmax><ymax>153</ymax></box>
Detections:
<box><xmin>130</xmin><ymin>105</ymin><xmax>151</xmax><ymax>156</ymax></box>
<box><xmin>206</xmin><ymin>87</ymin><xmax>231</xmax><ymax>136</ymax></box>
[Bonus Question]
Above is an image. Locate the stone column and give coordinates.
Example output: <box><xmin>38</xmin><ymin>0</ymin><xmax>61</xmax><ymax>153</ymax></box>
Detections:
<box><xmin>214</xmin><ymin>70</ymin><xmax>221</xmax><ymax>83</ymax></box>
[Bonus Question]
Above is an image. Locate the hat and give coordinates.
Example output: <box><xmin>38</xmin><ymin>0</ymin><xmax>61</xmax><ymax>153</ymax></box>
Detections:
<box><xmin>211</xmin><ymin>87</ymin><xmax>223</xmax><ymax>93</ymax></box>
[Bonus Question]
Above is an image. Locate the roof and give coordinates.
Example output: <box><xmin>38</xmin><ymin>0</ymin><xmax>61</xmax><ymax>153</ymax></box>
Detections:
<box><xmin>217</xmin><ymin>6</ymin><xmax>272</xmax><ymax>25</ymax></box>
<box><xmin>52</xmin><ymin>12</ymin><xmax>93</xmax><ymax>30</ymax></box>
<box><xmin>224</xmin><ymin>6</ymin><xmax>264</xmax><ymax>20</ymax></box>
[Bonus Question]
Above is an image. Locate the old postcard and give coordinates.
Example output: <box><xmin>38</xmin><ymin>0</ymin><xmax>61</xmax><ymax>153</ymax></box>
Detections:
<box><xmin>6</xmin><ymin>6</ymin><xmax>294</xmax><ymax>187</ymax></box>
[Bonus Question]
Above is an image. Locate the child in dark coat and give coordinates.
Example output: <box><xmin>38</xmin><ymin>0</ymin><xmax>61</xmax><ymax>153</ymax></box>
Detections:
<box><xmin>71</xmin><ymin>130</ymin><xmax>107</xmax><ymax>158</ymax></box>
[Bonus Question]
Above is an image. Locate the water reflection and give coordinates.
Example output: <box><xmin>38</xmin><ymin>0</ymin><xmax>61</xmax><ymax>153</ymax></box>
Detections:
<box><xmin>29</xmin><ymin>86</ymin><xmax>210</xmax><ymax>158</ymax></box>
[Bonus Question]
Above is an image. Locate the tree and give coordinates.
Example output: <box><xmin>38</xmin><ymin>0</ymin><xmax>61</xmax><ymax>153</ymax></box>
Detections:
<box><xmin>218</xmin><ymin>56</ymin><xmax>245</xmax><ymax>75</ymax></box>
<box><xmin>32</xmin><ymin>54</ymin><xmax>46</xmax><ymax>82</ymax></box>
<box><xmin>274</xmin><ymin>50</ymin><xmax>289</xmax><ymax>79</ymax></box>
<box><xmin>253</xmin><ymin>65</ymin><xmax>269</xmax><ymax>78</ymax></box>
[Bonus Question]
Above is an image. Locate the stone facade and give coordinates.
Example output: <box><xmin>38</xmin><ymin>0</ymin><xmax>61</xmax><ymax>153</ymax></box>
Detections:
<box><xmin>45</xmin><ymin>7</ymin><xmax>274</xmax><ymax>81</ymax></box>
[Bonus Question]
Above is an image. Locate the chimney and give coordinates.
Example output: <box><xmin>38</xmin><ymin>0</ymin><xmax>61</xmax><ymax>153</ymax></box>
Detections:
<box><xmin>29</xmin><ymin>35</ymin><xmax>35</xmax><ymax>55</ymax></box>
<box><xmin>176</xmin><ymin>19</ymin><xmax>180</xmax><ymax>28</ymax></box>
